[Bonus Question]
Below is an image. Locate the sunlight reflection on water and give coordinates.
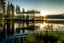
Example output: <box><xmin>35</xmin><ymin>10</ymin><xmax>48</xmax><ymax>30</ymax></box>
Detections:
<box><xmin>40</xmin><ymin>21</ymin><xmax>47</xmax><ymax>30</ymax></box>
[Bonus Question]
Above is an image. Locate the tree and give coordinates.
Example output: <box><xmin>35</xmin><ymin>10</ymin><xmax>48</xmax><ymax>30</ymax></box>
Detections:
<box><xmin>7</xmin><ymin>1</ymin><xmax>10</xmax><ymax>17</ymax></box>
<box><xmin>0</xmin><ymin>0</ymin><xmax>6</xmax><ymax>21</ymax></box>
<box><xmin>7</xmin><ymin>2</ymin><xmax>15</xmax><ymax>18</ymax></box>
<box><xmin>10</xmin><ymin>3</ymin><xmax>15</xmax><ymax>18</ymax></box>
<box><xmin>0</xmin><ymin>0</ymin><xmax>6</xmax><ymax>15</ymax></box>
<box><xmin>16</xmin><ymin>5</ymin><xmax>20</xmax><ymax>13</ymax></box>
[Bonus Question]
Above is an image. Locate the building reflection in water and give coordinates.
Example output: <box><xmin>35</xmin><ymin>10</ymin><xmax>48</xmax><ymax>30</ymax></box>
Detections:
<box><xmin>0</xmin><ymin>21</ymin><xmax>36</xmax><ymax>42</ymax></box>
<box><xmin>0</xmin><ymin>21</ymin><xmax>64</xmax><ymax>43</ymax></box>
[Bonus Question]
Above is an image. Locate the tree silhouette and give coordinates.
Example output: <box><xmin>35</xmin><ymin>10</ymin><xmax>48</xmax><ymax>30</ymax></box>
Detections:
<box><xmin>16</xmin><ymin>5</ymin><xmax>20</xmax><ymax>14</ymax></box>
<box><xmin>7</xmin><ymin>1</ymin><xmax>10</xmax><ymax>17</ymax></box>
<box><xmin>0</xmin><ymin>0</ymin><xmax>6</xmax><ymax>15</ymax></box>
<box><xmin>7</xmin><ymin>2</ymin><xmax>15</xmax><ymax>18</ymax></box>
<box><xmin>0</xmin><ymin>0</ymin><xmax>6</xmax><ymax>21</ymax></box>
<box><xmin>10</xmin><ymin>3</ymin><xmax>15</xmax><ymax>18</ymax></box>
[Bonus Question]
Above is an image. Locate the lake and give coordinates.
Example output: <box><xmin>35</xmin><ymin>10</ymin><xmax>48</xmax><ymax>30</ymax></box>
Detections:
<box><xmin>0</xmin><ymin>20</ymin><xmax>64</xmax><ymax>43</ymax></box>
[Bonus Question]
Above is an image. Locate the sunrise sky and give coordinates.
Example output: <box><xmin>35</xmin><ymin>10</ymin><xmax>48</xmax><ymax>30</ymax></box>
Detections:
<box><xmin>6</xmin><ymin>0</ymin><xmax>64</xmax><ymax>14</ymax></box>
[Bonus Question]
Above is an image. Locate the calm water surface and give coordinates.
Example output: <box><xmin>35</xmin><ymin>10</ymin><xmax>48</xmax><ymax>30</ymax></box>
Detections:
<box><xmin>0</xmin><ymin>21</ymin><xmax>64</xmax><ymax>43</ymax></box>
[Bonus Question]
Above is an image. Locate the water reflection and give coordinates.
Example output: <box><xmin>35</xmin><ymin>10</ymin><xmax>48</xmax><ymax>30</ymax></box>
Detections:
<box><xmin>0</xmin><ymin>21</ymin><xmax>36</xmax><ymax>42</ymax></box>
<box><xmin>40</xmin><ymin>22</ymin><xmax>47</xmax><ymax>30</ymax></box>
<box><xmin>0</xmin><ymin>21</ymin><xmax>64</xmax><ymax>43</ymax></box>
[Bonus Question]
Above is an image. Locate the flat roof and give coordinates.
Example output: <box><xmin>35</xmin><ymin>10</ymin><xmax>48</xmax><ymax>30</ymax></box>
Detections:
<box><xmin>17</xmin><ymin>10</ymin><xmax>40</xmax><ymax>14</ymax></box>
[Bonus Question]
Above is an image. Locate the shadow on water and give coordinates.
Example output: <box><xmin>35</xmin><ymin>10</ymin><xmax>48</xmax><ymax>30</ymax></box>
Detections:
<box><xmin>0</xmin><ymin>21</ymin><xmax>36</xmax><ymax>42</ymax></box>
<box><xmin>0</xmin><ymin>21</ymin><xmax>64</xmax><ymax>43</ymax></box>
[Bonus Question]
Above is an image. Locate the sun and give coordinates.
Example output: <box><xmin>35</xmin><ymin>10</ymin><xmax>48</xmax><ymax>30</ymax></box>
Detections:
<box><xmin>40</xmin><ymin>11</ymin><xmax>49</xmax><ymax>16</ymax></box>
